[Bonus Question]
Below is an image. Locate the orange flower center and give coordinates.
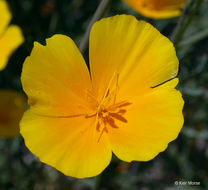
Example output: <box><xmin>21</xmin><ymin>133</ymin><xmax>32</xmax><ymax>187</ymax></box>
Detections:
<box><xmin>85</xmin><ymin>74</ymin><xmax>131</xmax><ymax>142</ymax></box>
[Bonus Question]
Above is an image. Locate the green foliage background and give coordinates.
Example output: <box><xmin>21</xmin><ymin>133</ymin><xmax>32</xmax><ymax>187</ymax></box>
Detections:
<box><xmin>0</xmin><ymin>0</ymin><xmax>208</xmax><ymax>189</ymax></box>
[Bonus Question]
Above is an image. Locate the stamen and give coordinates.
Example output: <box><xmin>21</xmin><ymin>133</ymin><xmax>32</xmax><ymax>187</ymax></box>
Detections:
<box><xmin>113</xmin><ymin>73</ymin><xmax>119</xmax><ymax>104</ymax></box>
<box><xmin>85</xmin><ymin>112</ymin><xmax>96</xmax><ymax>118</ymax></box>
<box><xmin>100</xmin><ymin>72</ymin><xmax>118</xmax><ymax>106</ymax></box>
<box><xmin>107</xmin><ymin>117</ymin><xmax>119</xmax><ymax>129</ymax></box>
<box><xmin>117</xmin><ymin>109</ymin><xmax>126</xmax><ymax>114</ymax></box>
<box><xmin>105</xmin><ymin>89</ymin><xmax>110</xmax><ymax>98</ymax></box>
<box><xmin>108</xmin><ymin>101</ymin><xmax>131</xmax><ymax>111</ymax></box>
<box><xmin>96</xmin><ymin>121</ymin><xmax>100</xmax><ymax>132</ymax></box>
<box><xmin>97</xmin><ymin>126</ymin><xmax>108</xmax><ymax>143</ymax></box>
<box><xmin>86</xmin><ymin>89</ymin><xmax>98</xmax><ymax>108</ymax></box>
<box><xmin>94</xmin><ymin>112</ymin><xmax>99</xmax><ymax>131</ymax></box>
<box><xmin>109</xmin><ymin>113</ymin><xmax>128</xmax><ymax>123</ymax></box>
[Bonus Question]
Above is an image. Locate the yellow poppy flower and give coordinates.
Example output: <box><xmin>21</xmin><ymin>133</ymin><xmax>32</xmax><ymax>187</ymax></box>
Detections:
<box><xmin>123</xmin><ymin>0</ymin><xmax>185</xmax><ymax>19</ymax></box>
<box><xmin>20</xmin><ymin>15</ymin><xmax>184</xmax><ymax>178</ymax></box>
<box><xmin>0</xmin><ymin>90</ymin><xmax>27</xmax><ymax>138</ymax></box>
<box><xmin>0</xmin><ymin>0</ymin><xmax>24</xmax><ymax>71</ymax></box>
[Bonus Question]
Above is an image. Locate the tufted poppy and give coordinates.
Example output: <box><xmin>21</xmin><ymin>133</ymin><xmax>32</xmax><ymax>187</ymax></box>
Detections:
<box><xmin>20</xmin><ymin>15</ymin><xmax>184</xmax><ymax>178</ymax></box>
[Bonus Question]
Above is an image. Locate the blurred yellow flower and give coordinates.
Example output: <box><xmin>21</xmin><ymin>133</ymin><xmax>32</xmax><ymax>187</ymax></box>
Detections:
<box><xmin>20</xmin><ymin>15</ymin><xmax>184</xmax><ymax>178</ymax></box>
<box><xmin>0</xmin><ymin>0</ymin><xmax>24</xmax><ymax>71</ymax></box>
<box><xmin>0</xmin><ymin>90</ymin><xmax>27</xmax><ymax>138</ymax></box>
<box><xmin>123</xmin><ymin>0</ymin><xmax>185</xmax><ymax>19</ymax></box>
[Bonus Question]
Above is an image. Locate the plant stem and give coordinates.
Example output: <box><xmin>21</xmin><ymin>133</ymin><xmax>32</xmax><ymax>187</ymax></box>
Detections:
<box><xmin>178</xmin><ymin>28</ymin><xmax>208</xmax><ymax>49</ymax></box>
<box><xmin>171</xmin><ymin>2</ymin><xmax>190</xmax><ymax>42</ymax></box>
<box><xmin>172</xmin><ymin>0</ymin><xmax>204</xmax><ymax>48</ymax></box>
<box><xmin>79</xmin><ymin>0</ymin><xmax>111</xmax><ymax>54</ymax></box>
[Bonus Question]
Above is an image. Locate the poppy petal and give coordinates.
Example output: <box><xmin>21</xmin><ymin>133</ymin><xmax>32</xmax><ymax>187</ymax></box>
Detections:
<box><xmin>20</xmin><ymin>110</ymin><xmax>112</xmax><ymax>178</ymax></box>
<box><xmin>123</xmin><ymin>0</ymin><xmax>184</xmax><ymax>19</ymax></box>
<box><xmin>0</xmin><ymin>0</ymin><xmax>11</xmax><ymax>35</ymax></box>
<box><xmin>21</xmin><ymin>34</ymin><xmax>92</xmax><ymax>117</ymax></box>
<box><xmin>89</xmin><ymin>15</ymin><xmax>179</xmax><ymax>101</ymax></box>
<box><xmin>0</xmin><ymin>25</ymin><xmax>24</xmax><ymax>70</ymax></box>
<box><xmin>108</xmin><ymin>79</ymin><xmax>184</xmax><ymax>162</ymax></box>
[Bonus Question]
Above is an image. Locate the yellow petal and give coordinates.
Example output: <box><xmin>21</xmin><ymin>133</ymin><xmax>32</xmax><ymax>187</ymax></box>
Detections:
<box><xmin>89</xmin><ymin>15</ymin><xmax>179</xmax><ymax>102</ymax></box>
<box><xmin>0</xmin><ymin>90</ymin><xmax>27</xmax><ymax>138</ymax></box>
<box><xmin>123</xmin><ymin>0</ymin><xmax>185</xmax><ymax>19</ymax></box>
<box><xmin>21</xmin><ymin>34</ymin><xmax>92</xmax><ymax>117</ymax></box>
<box><xmin>20</xmin><ymin>110</ymin><xmax>112</xmax><ymax>178</ymax></box>
<box><xmin>108</xmin><ymin>79</ymin><xmax>184</xmax><ymax>162</ymax></box>
<box><xmin>0</xmin><ymin>0</ymin><xmax>11</xmax><ymax>35</ymax></box>
<box><xmin>0</xmin><ymin>25</ymin><xmax>24</xmax><ymax>70</ymax></box>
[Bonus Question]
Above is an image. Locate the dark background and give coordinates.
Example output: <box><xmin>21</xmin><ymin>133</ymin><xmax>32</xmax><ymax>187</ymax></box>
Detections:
<box><xmin>0</xmin><ymin>0</ymin><xmax>208</xmax><ymax>189</ymax></box>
